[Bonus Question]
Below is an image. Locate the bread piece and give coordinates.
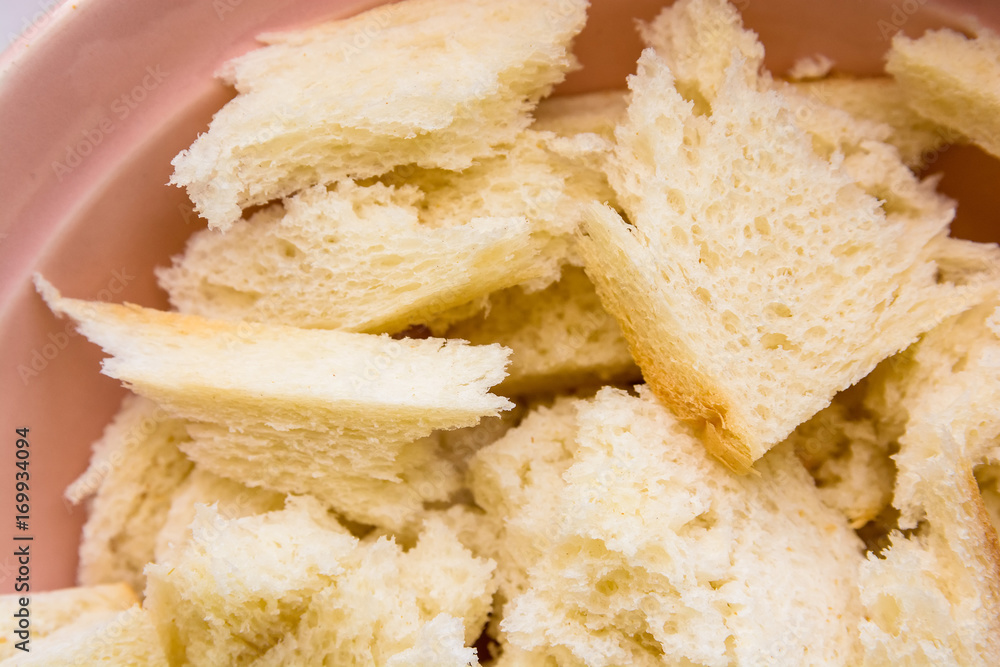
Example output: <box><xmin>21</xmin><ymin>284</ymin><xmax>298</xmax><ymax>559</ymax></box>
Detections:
<box><xmin>469</xmin><ymin>387</ymin><xmax>865</xmax><ymax>666</ymax></box>
<box><xmin>64</xmin><ymin>395</ymin><xmax>193</xmax><ymax>594</ymax></box>
<box><xmin>0</xmin><ymin>583</ymin><xmax>137</xmax><ymax>660</ymax></box>
<box><xmin>36</xmin><ymin>277</ymin><xmax>511</xmax><ymax>448</ymax></box>
<box><xmin>257</xmin><ymin>517</ymin><xmax>494</xmax><ymax>666</ymax></box>
<box><xmin>864</xmin><ymin>296</ymin><xmax>1000</xmax><ymax>525</ymax></box>
<box><xmin>181</xmin><ymin>426</ymin><xmax>462</xmax><ymax>530</ymax></box>
<box><xmin>579</xmin><ymin>40</ymin><xmax>986</xmax><ymax>471</ymax></box>
<box><xmin>153</xmin><ymin>467</ymin><xmax>285</xmax><ymax>562</ymax></box>
<box><xmin>161</xmin><ymin>135</ymin><xmax>584</xmax><ymax>333</ymax></box>
<box><xmin>145</xmin><ymin>497</ymin><xmax>495</xmax><ymax>666</ymax></box>
<box><xmin>446</xmin><ymin>266</ymin><xmax>640</xmax><ymax>396</ymax></box>
<box><xmin>786</xmin><ymin>388</ymin><xmax>895</xmax><ymax>529</ymax></box>
<box><xmin>785</xmin><ymin>54</ymin><xmax>835</xmax><ymax>80</ymax></box>
<box><xmin>0</xmin><ymin>605</ymin><xmax>168</xmax><ymax>667</ymax></box>
<box><xmin>791</xmin><ymin>77</ymin><xmax>955</xmax><ymax>168</ymax></box>
<box><xmin>638</xmin><ymin>0</ymin><xmax>765</xmax><ymax>111</ymax></box>
<box><xmin>171</xmin><ymin>0</ymin><xmax>588</xmax><ymax>230</ymax></box>
<box><xmin>37</xmin><ymin>277</ymin><xmax>511</xmax><ymax>530</ymax></box>
<box><xmin>859</xmin><ymin>450</ymin><xmax>1000</xmax><ymax>666</ymax></box>
<box><xmin>886</xmin><ymin>28</ymin><xmax>1000</xmax><ymax>160</ymax></box>
<box><xmin>642</xmin><ymin>1</ymin><xmax>940</xmax><ymax>168</ymax></box>
<box><xmin>145</xmin><ymin>496</ymin><xmax>351</xmax><ymax>666</ymax></box>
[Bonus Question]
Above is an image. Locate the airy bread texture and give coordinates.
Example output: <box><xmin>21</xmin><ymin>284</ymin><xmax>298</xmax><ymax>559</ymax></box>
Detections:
<box><xmin>446</xmin><ymin>266</ymin><xmax>641</xmax><ymax>396</ymax></box>
<box><xmin>469</xmin><ymin>387</ymin><xmax>866</xmax><ymax>666</ymax></box>
<box><xmin>171</xmin><ymin>0</ymin><xmax>587</xmax><ymax>230</ymax></box>
<box><xmin>824</xmin><ymin>291</ymin><xmax>1000</xmax><ymax>663</ymax></box>
<box><xmin>153</xmin><ymin>467</ymin><xmax>285</xmax><ymax>562</ymax></box>
<box><xmin>145</xmin><ymin>496</ymin><xmax>495</xmax><ymax>666</ymax></box>
<box><xmin>64</xmin><ymin>394</ymin><xmax>193</xmax><ymax>594</ymax></box>
<box><xmin>578</xmin><ymin>0</ymin><xmax>989</xmax><ymax>472</ymax></box>
<box><xmin>864</xmin><ymin>296</ymin><xmax>1000</xmax><ymax>526</ymax></box>
<box><xmin>859</xmin><ymin>450</ymin><xmax>1000</xmax><ymax>666</ymax></box>
<box><xmin>886</xmin><ymin>28</ymin><xmax>1000</xmax><ymax>160</ymax></box>
<box><xmin>38</xmin><ymin>277</ymin><xmax>511</xmax><ymax>530</ymax></box>
<box><xmin>0</xmin><ymin>606</ymin><xmax>168</xmax><ymax>667</ymax></box>
<box><xmin>0</xmin><ymin>583</ymin><xmax>137</xmax><ymax>661</ymax></box>
<box><xmin>791</xmin><ymin>77</ymin><xmax>954</xmax><ymax>168</ymax></box>
<box><xmin>180</xmin><ymin>426</ymin><xmax>464</xmax><ymax>530</ymax></box>
<box><xmin>161</xmin><ymin>131</ymin><xmax>584</xmax><ymax>333</ymax></box>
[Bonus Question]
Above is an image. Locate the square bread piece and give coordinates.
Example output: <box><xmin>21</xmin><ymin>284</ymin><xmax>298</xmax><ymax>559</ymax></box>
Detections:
<box><xmin>171</xmin><ymin>0</ymin><xmax>588</xmax><ymax>230</ymax></box>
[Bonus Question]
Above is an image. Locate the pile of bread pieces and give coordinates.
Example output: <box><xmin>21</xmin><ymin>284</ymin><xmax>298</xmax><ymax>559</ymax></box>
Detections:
<box><xmin>4</xmin><ymin>0</ymin><xmax>1000</xmax><ymax>664</ymax></box>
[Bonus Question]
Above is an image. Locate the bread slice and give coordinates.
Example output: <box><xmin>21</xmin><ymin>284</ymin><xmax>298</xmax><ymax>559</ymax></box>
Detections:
<box><xmin>37</xmin><ymin>277</ymin><xmax>511</xmax><ymax>530</ymax></box>
<box><xmin>145</xmin><ymin>496</ymin><xmax>495</xmax><ymax>666</ymax></box>
<box><xmin>579</xmin><ymin>33</ymin><xmax>989</xmax><ymax>470</ymax></box>
<box><xmin>886</xmin><ymin>28</ymin><xmax>1000</xmax><ymax>160</ymax></box>
<box><xmin>37</xmin><ymin>276</ymin><xmax>511</xmax><ymax>439</ymax></box>
<box><xmin>859</xmin><ymin>451</ymin><xmax>1000</xmax><ymax>665</ymax></box>
<box><xmin>446</xmin><ymin>266</ymin><xmax>640</xmax><ymax>396</ymax></box>
<box><xmin>180</xmin><ymin>426</ymin><xmax>463</xmax><ymax>530</ymax></box>
<box><xmin>171</xmin><ymin>0</ymin><xmax>588</xmax><ymax>230</ymax></box>
<box><xmin>469</xmin><ymin>387</ymin><xmax>865</xmax><ymax>666</ymax></box>
<box><xmin>160</xmin><ymin>134</ymin><xmax>580</xmax><ymax>334</ymax></box>
<box><xmin>0</xmin><ymin>583</ymin><xmax>137</xmax><ymax>660</ymax></box>
<box><xmin>153</xmin><ymin>467</ymin><xmax>285</xmax><ymax>562</ymax></box>
<box><xmin>864</xmin><ymin>295</ymin><xmax>1000</xmax><ymax>526</ymax></box>
<box><xmin>638</xmin><ymin>0</ymin><xmax>766</xmax><ymax>111</ymax></box>
<box><xmin>64</xmin><ymin>394</ymin><xmax>193</xmax><ymax>594</ymax></box>
<box><xmin>0</xmin><ymin>605</ymin><xmax>168</xmax><ymax>667</ymax></box>
<box><xmin>791</xmin><ymin>77</ymin><xmax>955</xmax><ymax>168</ymax></box>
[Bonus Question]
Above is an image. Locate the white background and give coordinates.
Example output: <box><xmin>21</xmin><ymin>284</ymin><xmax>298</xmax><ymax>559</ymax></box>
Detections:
<box><xmin>1</xmin><ymin>0</ymin><xmax>65</xmax><ymax>55</ymax></box>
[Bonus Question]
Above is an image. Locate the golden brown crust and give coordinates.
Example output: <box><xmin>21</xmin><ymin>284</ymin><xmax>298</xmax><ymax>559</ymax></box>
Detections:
<box><xmin>577</xmin><ymin>205</ymin><xmax>756</xmax><ymax>473</ymax></box>
<box><xmin>959</xmin><ymin>461</ymin><xmax>1000</xmax><ymax>635</ymax></box>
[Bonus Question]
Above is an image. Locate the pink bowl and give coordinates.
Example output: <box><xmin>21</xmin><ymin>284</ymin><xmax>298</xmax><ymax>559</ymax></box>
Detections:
<box><xmin>1</xmin><ymin>0</ymin><xmax>998</xmax><ymax>594</ymax></box>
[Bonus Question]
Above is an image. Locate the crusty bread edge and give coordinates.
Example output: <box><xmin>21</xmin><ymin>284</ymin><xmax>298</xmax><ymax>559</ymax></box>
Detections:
<box><xmin>577</xmin><ymin>203</ymin><xmax>755</xmax><ymax>473</ymax></box>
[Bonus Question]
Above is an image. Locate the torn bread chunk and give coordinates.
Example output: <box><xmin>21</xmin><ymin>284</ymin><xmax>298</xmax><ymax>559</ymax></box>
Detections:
<box><xmin>145</xmin><ymin>497</ymin><xmax>495</xmax><ymax>666</ymax></box>
<box><xmin>579</xmin><ymin>35</ymin><xmax>989</xmax><ymax>471</ymax></box>
<box><xmin>0</xmin><ymin>584</ymin><xmax>138</xmax><ymax>661</ymax></box>
<box><xmin>37</xmin><ymin>277</ymin><xmax>511</xmax><ymax>530</ymax></box>
<box><xmin>469</xmin><ymin>387</ymin><xmax>865</xmax><ymax>666</ymax></box>
<box><xmin>179</xmin><ymin>426</ymin><xmax>463</xmax><ymax>530</ymax></box>
<box><xmin>171</xmin><ymin>0</ymin><xmax>588</xmax><ymax>230</ymax></box>
<box><xmin>65</xmin><ymin>394</ymin><xmax>193</xmax><ymax>594</ymax></box>
<box><xmin>864</xmin><ymin>295</ymin><xmax>1000</xmax><ymax>527</ymax></box>
<box><xmin>154</xmin><ymin>467</ymin><xmax>285</xmax><ymax>563</ymax></box>
<box><xmin>446</xmin><ymin>266</ymin><xmax>640</xmax><ymax>396</ymax></box>
<box><xmin>0</xmin><ymin>606</ymin><xmax>169</xmax><ymax>667</ymax></box>
<box><xmin>791</xmin><ymin>77</ymin><xmax>955</xmax><ymax>168</ymax></box>
<box><xmin>887</xmin><ymin>28</ymin><xmax>1000</xmax><ymax>160</ymax></box>
<box><xmin>160</xmin><ymin>134</ymin><xmax>579</xmax><ymax>334</ymax></box>
<box><xmin>859</xmin><ymin>449</ymin><xmax>1000</xmax><ymax>666</ymax></box>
